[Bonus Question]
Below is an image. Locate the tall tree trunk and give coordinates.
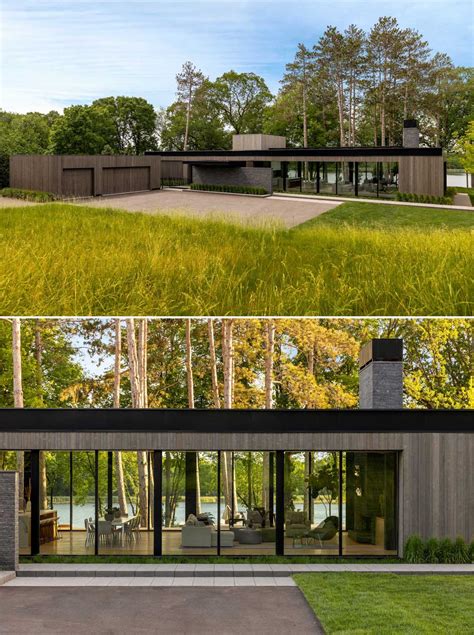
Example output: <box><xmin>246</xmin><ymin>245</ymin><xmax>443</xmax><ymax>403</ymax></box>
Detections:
<box><xmin>208</xmin><ymin>319</ymin><xmax>221</xmax><ymax>408</ymax></box>
<box><xmin>185</xmin><ymin>319</ymin><xmax>200</xmax><ymax>514</ymax></box>
<box><xmin>126</xmin><ymin>319</ymin><xmax>148</xmax><ymax>527</ymax></box>
<box><xmin>263</xmin><ymin>320</ymin><xmax>275</xmax><ymax>512</ymax></box>
<box><xmin>33</xmin><ymin>321</ymin><xmax>48</xmax><ymax>510</ymax></box>
<box><xmin>222</xmin><ymin>320</ymin><xmax>238</xmax><ymax>513</ymax></box>
<box><xmin>183</xmin><ymin>86</ymin><xmax>192</xmax><ymax>151</ymax></box>
<box><xmin>12</xmin><ymin>319</ymin><xmax>24</xmax><ymax>511</ymax></box>
<box><xmin>113</xmin><ymin>320</ymin><xmax>127</xmax><ymax>517</ymax></box>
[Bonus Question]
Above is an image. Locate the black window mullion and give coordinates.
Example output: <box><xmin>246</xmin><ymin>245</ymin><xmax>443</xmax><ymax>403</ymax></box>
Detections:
<box><xmin>30</xmin><ymin>450</ymin><xmax>40</xmax><ymax>556</ymax></box>
<box><xmin>275</xmin><ymin>451</ymin><xmax>284</xmax><ymax>556</ymax></box>
<box><xmin>217</xmin><ymin>451</ymin><xmax>221</xmax><ymax>555</ymax></box>
<box><xmin>94</xmin><ymin>451</ymin><xmax>99</xmax><ymax>556</ymax></box>
<box><xmin>153</xmin><ymin>451</ymin><xmax>162</xmax><ymax>556</ymax></box>
<box><xmin>338</xmin><ymin>451</ymin><xmax>343</xmax><ymax>557</ymax></box>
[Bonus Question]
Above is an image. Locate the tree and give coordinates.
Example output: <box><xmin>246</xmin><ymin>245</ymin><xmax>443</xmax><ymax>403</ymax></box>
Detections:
<box><xmin>113</xmin><ymin>320</ymin><xmax>127</xmax><ymax>516</ymax></box>
<box><xmin>282</xmin><ymin>44</ymin><xmax>313</xmax><ymax>149</ymax></box>
<box><xmin>12</xmin><ymin>319</ymin><xmax>24</xmax><ymax>510</ymax></box>
<box><xmin>126</xmin><ymin>319</ymin><xmax>149</xmax><ymax>527</ymax></box>
<box><xmin>176</xmin><ymin>61</ymin><xmax>206</xmax><ymax>151</ymax></box>
<box><xmin>208</xmin><ymin>71</ymin><xmax>273</xmax><ymax>134</ymax></box>
<box><xmin>49</xmin><ymin>105</ymin><xmax>112</xmax><ymax>154</ymax></box>
<box><xmin>92</xmin><ymin>96</ymin><xmax>158</xmax><ymax>154</ymax></box>
<box><xmin>459</xmin><ymin>120</ymin><xmax>474</xmax><ymax>179</ymax></box>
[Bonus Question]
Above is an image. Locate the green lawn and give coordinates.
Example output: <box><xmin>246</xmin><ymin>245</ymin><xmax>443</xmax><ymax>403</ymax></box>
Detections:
<box><xmin>296</xmin><ymin>200</ymin><xmax>474</xmax><ymax>230</ymax></box>
<box><xmin>295</xmin><ymin>573</ymin><xmax>474</xmax><ymax>634</ymax></box>
<box><xmin>0</xmin><ymin>201</ymin><xmax>472</xmax><ymax>315</ymax></box>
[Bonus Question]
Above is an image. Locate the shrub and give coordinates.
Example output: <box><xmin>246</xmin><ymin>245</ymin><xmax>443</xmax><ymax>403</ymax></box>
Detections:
<box><xmin>0</xmin><ymin>153</ymin><xmax>9</xmax><ymax>188</ymax></box>
<box><xmin>438</xmin><ymin>538</ymin><xmax>455</xmax><ymax>563</ymax></box>
<box><xmin>0</xmin><ymin>187</ymin><xmax>57</xmax><ymax>202</ymax></box>
<box><xmin>469</xmin><ymin>540</ymin><xmax>474</xmax><ymax>563</ymax></box>
<box><xmin>424</xmin><ymin>537</ymin><xmax>440</xmax><ymax>563</ymax></box>
<box><xmin>452</xmin><ymin>536</ymin><xmax>470</xmax><ymax>564</ymax></box>
<box><xmin>161</xmin><ymin>178</ymin><xmax>187</xmax><ymax>187</ymax></box>
<box><xmin>404</xmin><ymin>535</ymin><xmax>425</xmax><ymax>563</ymax></box>
<box><xmin>395</xmin><ymin>191</ymin><xmax>454</xmax><ymax>205</ymax></box>
<box><xmin>190</xmin><ymin>182</ymin><xmax>267</xmax><ymax>196</ymax></box>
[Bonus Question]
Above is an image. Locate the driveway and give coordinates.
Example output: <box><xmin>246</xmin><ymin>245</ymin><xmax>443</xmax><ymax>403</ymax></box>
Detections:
<box><xmin>78</xmin><ymin>189</ymin><xmax>340</xmax><ymax>228</ymax></box>
<box><xmin>0</xmin><ymin>587</ymin><xmax>322</xmax><ymax>634</ymax></box>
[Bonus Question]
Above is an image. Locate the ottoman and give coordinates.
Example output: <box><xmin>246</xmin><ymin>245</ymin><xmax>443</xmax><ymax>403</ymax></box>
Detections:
<box><xmin>260</xmin><ymin>527</ymin><xmax>276</xmax><ymax>542</ymax></box>
<box><xmin>237</xmin><ymin>528</ymin><xmax>262</xmax><ymax>544</ymax></box>
<box><xmin>211</xmin><ymin>530</ymin><xmax>235</xmax><ymax>547</ymax></box>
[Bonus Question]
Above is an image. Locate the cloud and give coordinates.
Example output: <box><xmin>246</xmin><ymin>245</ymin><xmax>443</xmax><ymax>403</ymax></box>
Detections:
<box><xmin>1</xmin><ymin>0</ymin><xmax>472</xmax><ymax>114</ymax></box>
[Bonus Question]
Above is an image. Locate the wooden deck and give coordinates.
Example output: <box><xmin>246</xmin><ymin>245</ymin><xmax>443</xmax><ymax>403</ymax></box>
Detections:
<box><xmin>36</xmin><ymin>528</ymin><xmax>396</xmax><ymax>557</ymax></box>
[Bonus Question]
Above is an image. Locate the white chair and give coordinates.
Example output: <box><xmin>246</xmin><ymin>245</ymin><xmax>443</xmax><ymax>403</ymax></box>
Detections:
<box><xmin>98</xmin><ymin>520</ymin><xmax>113</xmax><ymax>545</ymax></box>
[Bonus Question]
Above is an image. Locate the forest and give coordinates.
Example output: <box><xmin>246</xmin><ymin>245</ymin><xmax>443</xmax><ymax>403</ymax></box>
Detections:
<box><xmin>1</xmin><ymin>16</ymin><xmax>473</xmax><ymax>187</ymax></box>
<box><xmin>0</xmin><ymin>318</ymin><xmax>472</xmax><ymax>526</ymax></box>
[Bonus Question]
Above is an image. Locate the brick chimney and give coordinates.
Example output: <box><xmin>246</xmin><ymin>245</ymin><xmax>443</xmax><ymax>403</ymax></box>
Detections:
<box><xmin>402</xmin><ymin>120</ymin><xmax>420</xmax><ymax>148</ymax></box>
<box><xmin>359</xmin><ymin>339</ymin><xmax>403</xmax><ymax>409</ymax></box>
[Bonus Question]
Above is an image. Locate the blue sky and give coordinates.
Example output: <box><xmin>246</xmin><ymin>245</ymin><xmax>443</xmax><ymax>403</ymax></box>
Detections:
<box><xmin>1</xmin><ymin>0</ymin><xmax>473</xmax><ymax>114</ymax></box>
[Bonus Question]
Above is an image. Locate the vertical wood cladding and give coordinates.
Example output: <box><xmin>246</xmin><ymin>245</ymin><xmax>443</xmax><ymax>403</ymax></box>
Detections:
<box><xmin>10</xmin><ymin>155</ymin><xmax>161</xmax><ymax>197</ymax></box>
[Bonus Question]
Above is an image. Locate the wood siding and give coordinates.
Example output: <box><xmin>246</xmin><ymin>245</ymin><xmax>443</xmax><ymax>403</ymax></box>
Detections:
<box><xmin>10</xmin><ymin>155</ymin><xmax>161</xmax><ymax>197</ymax></box>
<box><xmin>232</xmin><ymin>134</ymin><xmax>286</xmax><ymax>151</ymax></box>
<box><xmin>398</xmin><ymin>155</ymin><xmax>445</xmax><ymax>197</ymax></box>
<box><xmin>1</xmin><ymin>430</ymin><xmax>472</xmax><ymax>548</ymax></box>
<box><xmin>161</xmin><ymin>160</ymin><xmax>185</xmax><ymax>180</ymax></box>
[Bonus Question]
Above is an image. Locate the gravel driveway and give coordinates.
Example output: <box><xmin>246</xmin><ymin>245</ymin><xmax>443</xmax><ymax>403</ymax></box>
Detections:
<box><xmin>78</xmin><ymin>189</ymin><xmax>340</xmax><ymax>228</ymax></box>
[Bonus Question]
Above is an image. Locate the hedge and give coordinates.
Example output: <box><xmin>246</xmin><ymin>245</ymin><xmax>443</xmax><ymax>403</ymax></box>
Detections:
<box><xmin>404</xmin><ymin>535</ymin><xmax>472</xmax><ymax>564</ymax></box>
<box><xmin>190</xmin><ymin>183</ymin><xmax>268</xmax><ymax>196</ymax></box>
<box><xmin>161</xmin><ymin>178</ymin><xmax>188</xmax><ymax>187</ymax></box>
<box><xmin>396</xmin><ymin>192</ymin><xmax>453</xmax><ymax>205</ymax></box>
<box><xmin>0</xmin><ymin>187</ymin><xmax>58</xmax><ymax>203</ymax></box>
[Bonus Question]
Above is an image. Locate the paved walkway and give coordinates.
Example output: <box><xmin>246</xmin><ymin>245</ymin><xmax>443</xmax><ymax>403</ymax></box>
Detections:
<box><xmin>78</xmin><ymin>189</ymin><xmax>341</xmax><ymax>228</ymax></box>
<box><xmin>0</xmin><ymin>587</ymin><xmax>322</xmax><ymax>634</ymax></box>
<box><xmin>12</xmin><ymin>563</ymin><xmax>474</xmax><ymax>579</ymax></box>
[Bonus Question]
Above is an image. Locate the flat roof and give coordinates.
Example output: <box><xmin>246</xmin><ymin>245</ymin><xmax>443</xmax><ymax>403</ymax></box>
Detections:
<box><xmin>0</xmin><ymin>408</ymin><xmax>472</xmax><ymax>434</ymax></box>
<box><xmin>148</xmin><ymin>146</ymin><xmax>443</xmax><ymax>158</ymax></box>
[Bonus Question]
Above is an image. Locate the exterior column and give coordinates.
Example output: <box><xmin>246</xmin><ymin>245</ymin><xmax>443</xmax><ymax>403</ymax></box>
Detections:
<box><xmin>153</xmin><ymin>451</ymin><xmax>162</xmax><ymax>556</ymax></box>
<box><xmin>0</xmin><ymin>471</ymin><xmax>19</xmax><ymax>570</ymax></box>
<box><xmin>275</xmin><ymin>451</ymin><xmax>285</xmax><ymax>556</ymax></box>
<box><xmin>30</xmin><ymin>450</ymin><xmax>40</xmax><ymax>556</ymax></box>
<box><xmin>185</xmin><ymin>452</ymin><xmax>198</xmax><ymax>519</ymax></box>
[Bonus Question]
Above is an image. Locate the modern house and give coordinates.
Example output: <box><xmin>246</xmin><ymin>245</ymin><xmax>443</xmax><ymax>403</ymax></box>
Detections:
<box><xmin>151</xmin><ymin>120</ymin><xmax>446</xmax><ymax>198</ymax></box>
<box><xmin>9</xmin><ymin>121</ymin><xmax>445</xmax><ymax>199</ymax></box>
<box><xmin>0</xmin><ymin>339</ymin><xmax>472</xmax><ymax>566</ymax></box>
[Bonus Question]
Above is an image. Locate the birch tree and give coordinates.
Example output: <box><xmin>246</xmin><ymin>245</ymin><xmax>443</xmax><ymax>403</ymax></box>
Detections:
<box><xmin>185</xmin><ymin>319</ymin><xmax>201</xmax><ymax>513</ymax></box>
<box><xmin>176</xmin><ymin>61</ymin><xmax>205</xmax><ymax>151</ymax></box>
<box><xmin>207</xmin><ymin>319</ymin><xmax>221</xmax><ymax>408</ymax></box>
<box><xmin>12</xmin><ymin>318</ymin><xmax>24</xmax><ymax>511</ymax></box>
<box><xmin>113</xmin><ymin>320</ymin><xmax>127</xmax><ymax>516</ymax></box>
<box><xmin>263</xmin><ymin>320</ymin><xmax>275</xmax><ymax>511</ymax></box>
<box><xmin>126</xmin><ymin>318</ymin><xmax>148</xmax><ymax>527</ymax></box>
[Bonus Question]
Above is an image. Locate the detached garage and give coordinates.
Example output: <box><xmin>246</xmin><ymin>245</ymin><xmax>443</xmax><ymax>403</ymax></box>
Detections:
<box><xmin>10</xmin><ymin>155</ymin><xmax>161</xmax><ymax>198</ymax></box>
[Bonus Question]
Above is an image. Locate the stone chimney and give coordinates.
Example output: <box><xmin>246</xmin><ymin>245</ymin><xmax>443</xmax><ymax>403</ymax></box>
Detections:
<box><xmin>402</xmin><ymin>120</ymin><xmax>420</xmax><ymax>148</ymax></box>
<box><xmin>359</xmin><ymin>339</ymin><xmax>403</xmax><ymax>409</ymax></box>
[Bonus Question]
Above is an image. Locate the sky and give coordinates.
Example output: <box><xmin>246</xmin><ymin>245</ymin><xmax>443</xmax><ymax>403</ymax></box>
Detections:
<box><xmin>1</xmin><ymin>0</ymin><xmax>473</xmax><ymax>114</ymax></box>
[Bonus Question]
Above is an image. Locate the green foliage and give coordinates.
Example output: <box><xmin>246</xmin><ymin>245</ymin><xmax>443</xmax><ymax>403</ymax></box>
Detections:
<box><xmin>161</xmin><ymin>178</ymin><xmax>188</xmax><ymax>187</ymax></box>
<box><xmin>295</xmin><ymin>573</ymin><xmax>474</xmax><ymax>634</ymax></box>
<box><xmin>452</xmin><ymin>536</ymin><xmax>471</xmax><ymax>564</ymax></box>
<box><xmin>396</xmin><ymin>192</ymin><xmax>453</xmax><ymax>205</ymax></box>
<box><xmin>0</xmin><ymin>203</ymin><xmax>472</xmax><ymax>316</ymax></box>
<box><xmin>0</xmin><ymin>154</ymin><xmax>9</xmax><ymax>188</ymax></box>
<box><xmin>405</xmin><ymin>535</ymin><xmax>471</xmax><ymax>564</ymax></box>
<box><xmin>424</xmin><ymin>537</ymin><xmax>440</xmax><ymax>563</ymax></box>
<box><xmin>469</xmin><ymin>541</ymin><xmax>474</xmax><ymax>563</ymax></box>
<box><xmin>0</xmin><ymin>187</ymin><xmax>57</xmax><ymax>202</ymax></box>
<box><xmin>190</xmin><ymin>183</ymin><xmax>267</xmax><ymax>195</ymax></box>
<box><xmin>404</xmin><ymin>535</ymin><xmax>425</xmax><ymax>563</ymax></box>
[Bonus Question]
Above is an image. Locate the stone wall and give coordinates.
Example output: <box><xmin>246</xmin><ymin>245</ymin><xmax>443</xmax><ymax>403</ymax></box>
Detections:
<box><xmin>192</xmin><ymin>166</ymin><xmax>273</xmax><ymax>193</ymax></box>
<box><xmin>0</xmin><ymin>471</ymin><xmax>18</xmax><ymax>570</ymax></box>
<box><xmin>359</xmin><ymin>361</ymin><xmax>403</xmax><ymax>409</ymax></box>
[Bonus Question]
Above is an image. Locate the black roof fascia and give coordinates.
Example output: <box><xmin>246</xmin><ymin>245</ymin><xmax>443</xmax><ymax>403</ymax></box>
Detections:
<box><xmin>0</xmin><ymin>408</ymin><xmax>472</xmax><ymax>434</ymax></box>
<box><xmin>147</xmin><ymin>147</ymin><xmax>442</xmax><ymax>158</ymax></box>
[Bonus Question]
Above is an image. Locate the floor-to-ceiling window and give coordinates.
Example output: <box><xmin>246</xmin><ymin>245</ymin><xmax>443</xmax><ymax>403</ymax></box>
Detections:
<box><xmin>224</xmin><ymin>451</ymin><xmax>276</xmax><ymax>555</ymax></box>
<box><xmin>343</xmin><ymin>452</ymin><xmax>397</xmax><ymax>555</ymax></box>
<box><xmin>163</xmin><ymin>451</ymin><xmax>218</xmax><ymax>555</ymax></box>
<box><xmin>284</xmin><ymin>452</ymin><xmax>340</xmax><ymax>555</ymax></box>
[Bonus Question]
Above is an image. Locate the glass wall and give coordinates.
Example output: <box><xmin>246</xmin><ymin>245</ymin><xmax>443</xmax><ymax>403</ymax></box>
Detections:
<box><xmin>163</xmin><ymin>451</ymin><xmax>218</xmax><ymax>555</ymax></box>
<box><xmin>224</xmin><ymin>451</ymin><xmax>276</xmax><ymax>555</ymax></box>
<box><xmin>19</xmin><ymin>448</ymin><xmax>398</xmax><ymax>557</ymax></box>
<box><xmin>284</xmin><ymin>452</ymin><xmax>340</xmax><ymax>555</ymax></box>
<box><xmin>343</xmin><ymin>452</ymin><xmax>397</xmax><ymax>555</ymax></box>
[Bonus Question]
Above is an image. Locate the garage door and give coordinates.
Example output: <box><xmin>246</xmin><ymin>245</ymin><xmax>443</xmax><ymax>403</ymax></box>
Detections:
<box><xmin>62</xmin><ymin>168</ymin><xmax>94</xmax><ymax>197</ymax></box>
<box><xmin>102</xmin><ymin>167</ymin><xmax>151</xmax><ymax>195</ymax></box>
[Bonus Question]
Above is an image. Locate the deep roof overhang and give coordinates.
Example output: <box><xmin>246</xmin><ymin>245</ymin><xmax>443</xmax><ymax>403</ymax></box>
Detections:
<box><xmin>148</xmin><ymin>146</ymin><xmax>443</xmax><ymax>159</ymax></box>
<box><xmin>0</xmin><ymin>408</ymin><xmax>472</xmax><ymax>434</ymax></box>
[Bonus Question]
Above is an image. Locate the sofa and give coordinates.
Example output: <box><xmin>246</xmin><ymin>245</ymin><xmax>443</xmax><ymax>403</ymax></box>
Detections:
<box><xmin>285</xmin><ymin>511</ymin><xmax>311</xmax><ymax>537</ymax></box>
<box><xmin>181</xmin><ymin>515</ymin><xmax>235</xmax><ymax>548</ymax></box>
